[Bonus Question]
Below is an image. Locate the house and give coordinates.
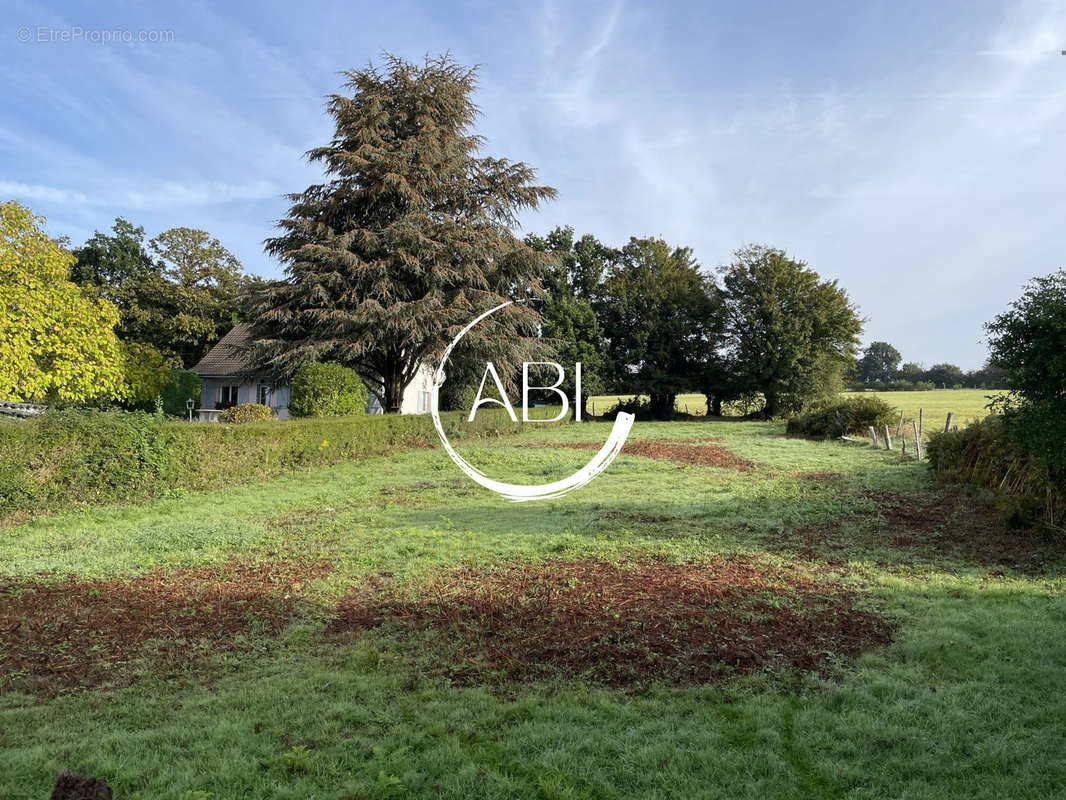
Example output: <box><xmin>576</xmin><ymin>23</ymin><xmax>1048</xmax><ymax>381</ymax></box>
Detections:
<box><xmin>192</xmin><ymin>323</ymin><xmax>435</xmax><ymax>421</ymax></box>
<box><xmin>192</xmin><ymin>323</ymin><xmax>291</xmax><ymax>421</ymax></box>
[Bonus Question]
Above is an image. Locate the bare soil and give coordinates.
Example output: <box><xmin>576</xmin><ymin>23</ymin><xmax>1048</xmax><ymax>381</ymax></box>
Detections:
<box><xmin>0</xmin><ymin>560</ymin><xmax>330</xmax><ymax>693</ymax></box>
<box><xmin>328</xmin><ymin>558</ymin><xmax>894</xmax><ymax>689</ymax></box>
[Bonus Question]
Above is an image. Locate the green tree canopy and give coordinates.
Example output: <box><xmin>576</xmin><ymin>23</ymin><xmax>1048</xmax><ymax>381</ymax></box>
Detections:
<box><xmin>856</xmin><ymin>341</ymin><xmax>902</xmax><ymax>385</ymax></box>
<box><xmin>986</xmin><ymin>268</ymin><xmax>1066</xmax><ymax>470</ymax></box>
<box><xmin>599</xmin><ymin>237</ymin><xmax>723</xmax><ymax>419</ymax></box>
<box><xmin>922</xmin><ymin>362</ymin><xmax>965</xmax><ymax>389</ymax></box>
<box><xmin>71</xmin><ymin>220</ymin><xmax>254</xmax><ymax>369</ymax></box>
<box><xmin>720</xmin><ymin>244</ymin><xmax>862</xmax><ymax>418</ymax></box>
<box><xmin>526</xmin><ymin>227</ymin><xmax>615</xmax><ymax>417</ymax></box>
<box><xmin>252</xmin><ymin>54</ymin><xmax>556</xmax><ymax>413</ymax></box>
<box><xmin>898</xmin><ymin>362</ymin><xmax>925</xmax><ymax>384</ymax></box>
<box><xmin>0</xmin><ymin>201</ymin><xmax>126</xmax><ymax>403</ymax></box>
<box><xmin>69</xmin><ymin>217</ymin><xmax>155</xmax><ymax>291</ymax></box>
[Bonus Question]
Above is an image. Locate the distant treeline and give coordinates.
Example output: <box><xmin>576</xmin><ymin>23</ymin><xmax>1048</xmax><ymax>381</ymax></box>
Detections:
<box><xmin>847</xmin><ymin>341</ymin><xmax>1007</xmax><ymax>391</ymax></box>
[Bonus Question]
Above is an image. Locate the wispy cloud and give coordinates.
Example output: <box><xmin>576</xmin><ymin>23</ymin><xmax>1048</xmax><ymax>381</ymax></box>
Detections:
<box><xmin>0</xmin><ymin>181</ymin><xmax>87</xmax><ymax>205</ymax></box>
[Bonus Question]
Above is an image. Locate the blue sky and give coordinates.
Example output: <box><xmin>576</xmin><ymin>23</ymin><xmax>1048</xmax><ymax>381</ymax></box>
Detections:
<box><xmin>3</xmin><ymin>0</ymin><xmax>1064</xmax><ymax>369</ymax></box>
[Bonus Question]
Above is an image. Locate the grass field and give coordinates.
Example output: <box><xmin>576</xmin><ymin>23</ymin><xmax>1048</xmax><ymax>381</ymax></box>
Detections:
<box><xmin>589</xmin><ymin>388</ymin><xmax>1002</xmax><ymax>426</ymax></box>
<box><xmin>2</xmin><ymin>419</ymin><xmax>1064</xmax><ymax>799</ymax></box>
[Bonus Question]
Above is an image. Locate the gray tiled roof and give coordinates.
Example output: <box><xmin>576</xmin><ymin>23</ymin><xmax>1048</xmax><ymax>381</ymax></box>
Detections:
<box><xmin>192</xmin><ymin>323</ymin><xmax>256</xmax><ymax>377</ymax></box>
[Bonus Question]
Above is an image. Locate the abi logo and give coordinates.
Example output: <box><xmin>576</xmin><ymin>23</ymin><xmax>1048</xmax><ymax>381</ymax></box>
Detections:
<box><xmin>468</xmin><ymin>361</ymin><xmax>583</xmax><ymax>423</ymax></box>
<box><xmin>431</xmin><ymin>300</ymin><xmax>633</xmax><ymax>502</ymax></box>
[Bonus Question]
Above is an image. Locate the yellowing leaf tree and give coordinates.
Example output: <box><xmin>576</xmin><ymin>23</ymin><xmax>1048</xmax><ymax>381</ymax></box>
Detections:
<box><xmin>0</xmin><ymin>201</ymin><xmax>126</xmax><ymax>403</ymax></box>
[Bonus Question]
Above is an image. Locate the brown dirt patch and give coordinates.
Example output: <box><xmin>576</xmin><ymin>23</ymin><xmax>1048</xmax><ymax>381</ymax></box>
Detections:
<box><xmin>328</xmin><ymin>558</ymin><xmax>893</xmax><ymax>689</ymax></box>
<box><xmin>786</xmin><ymin>490</ymin><xmax>1065</xmax><ymax>572</ymax></box>
<box><xmin>0</xmin><ymin>559</ymin><xmax>330</xmax><ymax>694</ymax></box>
<box><xmin>553</xmin><ymin>439</ymin><xmax>755</xmax><ymax>472</ymax></box>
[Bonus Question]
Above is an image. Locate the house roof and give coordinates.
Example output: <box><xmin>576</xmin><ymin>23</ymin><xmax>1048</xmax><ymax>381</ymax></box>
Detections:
<box><xmin>192</xmin><ymin>323</ymin><xmax>256</xmax><ymax>377</ymax></box>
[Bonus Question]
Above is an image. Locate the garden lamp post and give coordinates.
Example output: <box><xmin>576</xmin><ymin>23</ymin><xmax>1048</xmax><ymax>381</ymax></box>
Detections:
<box><xmin>186</xmin><ymin>398</ymin><xmax>194</xmax><ymax>422</ymax></box>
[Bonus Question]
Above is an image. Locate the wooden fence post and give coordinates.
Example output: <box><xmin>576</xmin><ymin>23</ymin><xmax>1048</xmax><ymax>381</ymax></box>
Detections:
<box><xmin>944</xmin><ymin>412</ymin><xmax>954</xmax><ymax>432</ymax></box>
<box><xmin>919</xmin><ymin>408</ymin><xmax>924</xmax><ymax>439</ymax></box>
<box><xmin>896</xmin><ymin>410</ymin><xmax>905</xmax><ymax>437</ymax></box>
<box><xmin>868</xmin><ymin>426</ymin><xmax>878</xmax><ymax>446</ymax></box>
<box><xmin>912</xmin><ymin>420</ymin><xmax>923</xmax><ymax>460</ymax></box>
<box><xmin>882</xmin><ymin>425</ymin><xmax>893</xmax><ymax>450</ymax></box>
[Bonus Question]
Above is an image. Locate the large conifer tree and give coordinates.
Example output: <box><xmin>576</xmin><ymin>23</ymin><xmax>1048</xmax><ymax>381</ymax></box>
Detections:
<box><xmin>254</xmin><ymin>54</ymin><xmax>556</xmax><ymax>412</ymax></box>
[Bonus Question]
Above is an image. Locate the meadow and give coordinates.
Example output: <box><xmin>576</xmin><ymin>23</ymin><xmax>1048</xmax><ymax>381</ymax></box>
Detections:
<box><xmin>589</xmin><ymin>388</ymin><xmax>1001</xmax><ymax>427</ymax></box>
<box><xmin>1</xmin><ymin>417</ymin><xmax>1063</xmax><ymax>799</ymax></box>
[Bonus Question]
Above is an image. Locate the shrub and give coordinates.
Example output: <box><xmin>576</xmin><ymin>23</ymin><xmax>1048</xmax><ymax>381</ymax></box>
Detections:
<box><xmin>786</xmin><ymin>396</ymin><xmax>896</xmax><ymax>439</ymax></box>
<box><xmin>220</xmin><ymin>403</ymin><xmax>273</xmax><ymax>424</ymax></box>
<box><xmin>601</xmin><ymin>396</ymin><xmax>654</xmax><ymax>419</ymax></box>
<box><xmin>291</xmin><ymin>362</ymin><xmax>369</xmax><ymax>417</ymax></box>
<box><xmin>927</xmin><ymin>415</ymin><xmax>1063</xmax><ymax>529</ymax></box>
<box><xmin>161</xmin><ymin>369</ymin><xmax>202</xmax><ymax>417</ymax></box>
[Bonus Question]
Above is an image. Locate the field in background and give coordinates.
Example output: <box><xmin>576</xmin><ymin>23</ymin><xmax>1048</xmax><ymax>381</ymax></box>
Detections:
<box><xmin>2</xmin><ymin>419</ymin><xmax>1064</xmax><ymax>798</ymax></box>
<box><xmin>590</xmin><ymin>388</ymin><xmax>1002</xmax><ymax>425</ymax></box>
<box><xmin>843</xmin><ymin>389</ymin><xmax>1001</xmax><ymax>429</ymax></box>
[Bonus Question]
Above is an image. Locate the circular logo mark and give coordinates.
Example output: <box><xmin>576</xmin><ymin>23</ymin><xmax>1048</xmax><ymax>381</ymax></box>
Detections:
<box><xmin>430</xmin><ymin>300</ymin><xmax>634</xmax><ymax>502</ymax></box>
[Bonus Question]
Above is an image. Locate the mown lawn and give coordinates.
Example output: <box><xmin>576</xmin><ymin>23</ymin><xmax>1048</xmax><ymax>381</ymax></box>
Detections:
<box><xmin>2</xmin><ymin>420</ymin><xmax>1064</xmax><ymax>799</ymax></box>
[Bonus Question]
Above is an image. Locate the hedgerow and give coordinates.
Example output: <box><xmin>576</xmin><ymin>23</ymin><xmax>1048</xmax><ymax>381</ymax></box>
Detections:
<box><xmin>0</xmin><ymin>408</ymin><xmax>534</xmax><ymax>521</ymax></box>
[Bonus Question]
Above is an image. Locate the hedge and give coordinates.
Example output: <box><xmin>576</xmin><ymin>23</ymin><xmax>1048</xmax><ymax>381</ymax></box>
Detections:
<box><xmin>0</xmin><ymin>408</ymin><xmax>538</xmax><ymax>521</ymax></box>
<box><xmin>926</xmin><ymin>415</ymin><xmax>1064</xmax><ymax>530</ymax></box>
<box><xmin>219</xmin><ymin>403</ymin><xmax>273</xmax><ymax>423</ymax></box>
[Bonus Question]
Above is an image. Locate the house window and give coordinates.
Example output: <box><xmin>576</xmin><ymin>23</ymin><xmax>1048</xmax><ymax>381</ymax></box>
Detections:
<box><xmin>217</xmin><ymin>385</ymin><xmax>239</xmax><ymax>408</ymax></box>
<box><xmin>417</xmin><ymin>390</ymin><xmax>430</xmax><ymax>413</ymax></box>
<box><xmin>257</xmin><ymin>385</ymin><xmax>270</xmax><ymax>406</ymax></box>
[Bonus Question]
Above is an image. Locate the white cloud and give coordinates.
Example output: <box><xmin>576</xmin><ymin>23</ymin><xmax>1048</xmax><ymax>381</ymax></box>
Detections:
<box><xmin>123</xmin><ymin>180</ymin><xmax>280</xmax><ymax>210</ymax></box>
<box><xmin>0</xmin><ymin>181</ymin><xmax>88</xmax><ymax>205</ymax></box>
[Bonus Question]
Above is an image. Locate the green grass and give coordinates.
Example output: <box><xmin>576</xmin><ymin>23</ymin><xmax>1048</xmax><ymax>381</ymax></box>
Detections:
<box><xmin>589</xmin><ymin>388</ymin><xmax>1002</xmax><ymax>425</ymax></box>
<box><xmin>841</xmin><ymin>389</ymin><xmax>1002</xmax><ymax>429</ymax></box>
<box><xmin>1</xmin><ymin>419</ymin><xmax>1063</xmax><ymax>799</ymax></box>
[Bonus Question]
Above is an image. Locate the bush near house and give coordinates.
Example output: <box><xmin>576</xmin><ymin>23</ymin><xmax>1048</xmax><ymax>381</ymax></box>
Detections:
<box><xmin>0</xmin><ymin>407</ymin><xmax>536</xmax><ymax>521</ymax></box>
<box><xmin>220</xmin><ymin>403</ymin><xmax>273</xmax><ymax>424</ymax></box>
<box><xmin>786</xmin><ymin>396</ymin><xmax>896</xmax><ymax>439</ymax></box>
<box><xmin>290</xmin><ymin>362</ymin><xmax>369</xmax><ymax>418</ymax></box>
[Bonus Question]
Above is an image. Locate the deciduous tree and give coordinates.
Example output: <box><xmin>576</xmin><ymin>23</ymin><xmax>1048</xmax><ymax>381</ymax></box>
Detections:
<box><xmin>526</xmin><ymin>227</ymin><xmax>615</xmax><ymax>417</ymax></box>
<box><xmin>0</xmin><ymin>202</ymin><xmax>125</xmax><ymax>403</ymax></box>
<box><xmin>986</xmin><ymin>268</ymin><xmax>1066</xmax><ymax>469</ymax></box>
<box><xmin>599</xmin><ymin>237</ymin><xmax>722</xmax><ymax>419</ymax></box>
<box><xmin>72</xmin><ymin>220</ymin><xmax>254</xmax><ymax>368</ymax></box>
<box><xmin>720</xmin><ymin>244</ymin><xmax>862</xmax><ymax>418</ymax></box>
<box><xmin>855</xmin><ymin>341</ymin><xmax>902</xmax><ymax>386</ymax></box>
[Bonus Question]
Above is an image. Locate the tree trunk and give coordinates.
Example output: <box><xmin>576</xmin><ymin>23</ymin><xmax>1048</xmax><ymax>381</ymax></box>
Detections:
<box><xmin>705</xmin><ymin>394</ymin><xmax>723</xmax><ymax>417</ymax></box>
<box><xmin>649</xmin><ymin>392</ymin><xmax>676</xmax><ymax>420</ymax></box>
<box><xmin>762</xmin><ymin>393</ymin><xmax>778</xmax><ymax>420</ymax></box>
<box><xmin>383</xmin><ymin>376</ymin><xmax>403</xmax><ymax>414</ymax></box>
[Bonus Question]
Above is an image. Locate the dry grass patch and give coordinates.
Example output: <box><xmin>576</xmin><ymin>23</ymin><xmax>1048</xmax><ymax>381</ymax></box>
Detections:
<box><xmin>553</xmin><ymin>439</ymin><xmax>755</xmax><ymax>472</ymax></box>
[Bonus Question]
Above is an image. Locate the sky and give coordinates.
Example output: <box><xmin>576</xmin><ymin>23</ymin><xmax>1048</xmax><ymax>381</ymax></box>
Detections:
<box><xmin>2</xmin><ymin>0</ymin><xmax>1064</xmax><ymax>370</ymax></box>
